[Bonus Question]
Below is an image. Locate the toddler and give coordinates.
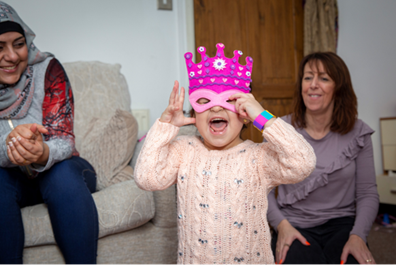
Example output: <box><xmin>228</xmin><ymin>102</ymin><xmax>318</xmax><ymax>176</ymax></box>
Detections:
<box><xmin>134</xmin><ymin>43</ymin><xmax>316</xmax><ymax>264</ymax></box>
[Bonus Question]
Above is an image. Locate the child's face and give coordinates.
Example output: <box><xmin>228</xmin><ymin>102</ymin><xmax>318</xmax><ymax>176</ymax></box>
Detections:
<box><xmin>194</xmin><ymin>98</ymin><xmax>244</xmax><ymax>151</ymax></box>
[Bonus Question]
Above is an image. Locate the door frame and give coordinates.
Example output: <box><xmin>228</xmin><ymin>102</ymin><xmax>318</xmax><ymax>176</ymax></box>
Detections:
<box><xmin>176</xmin><ymin>0</ymin><xmax>195</xmax><ymax>111</ymax></box>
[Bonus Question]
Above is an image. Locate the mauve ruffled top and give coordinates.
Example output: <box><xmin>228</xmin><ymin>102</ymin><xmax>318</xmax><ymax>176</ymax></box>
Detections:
<box><xmin>267</xmin><ymin>115</ymin><xmax>379</xmax><ymax>242</ymax></box>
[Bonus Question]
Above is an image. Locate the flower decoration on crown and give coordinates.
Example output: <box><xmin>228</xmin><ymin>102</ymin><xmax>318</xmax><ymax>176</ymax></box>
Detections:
<box><xmin>213</xmin><ymin>58</ymin><xmax>227</xmax><ymax>71</ymax></box>
<box><xmin>184</xmin><ymin>43</ymin><xmax>253</xmax><ymax>95</ymax></box>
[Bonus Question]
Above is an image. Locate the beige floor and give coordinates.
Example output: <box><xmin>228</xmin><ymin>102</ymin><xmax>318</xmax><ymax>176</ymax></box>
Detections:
<box><xmin>368</xmin><ymin>223</ymin><xmax>396</xmax><ymax>264</ymax></box>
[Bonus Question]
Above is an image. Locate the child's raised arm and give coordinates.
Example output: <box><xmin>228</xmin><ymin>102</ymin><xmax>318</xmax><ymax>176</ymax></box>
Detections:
<box><xmin>134</xmin><ymin>81</ymin><xmax>195</xmax><ymax>191</ymax></box>
<box><xmin>258</xmin><ymin>119</ymin><xmax>316</xmax><ymax>188</ymax></box>
<box><xmin>229</xmin><ymin>92</ymin><xmax>316</xmax><ymax>188</ymax></box>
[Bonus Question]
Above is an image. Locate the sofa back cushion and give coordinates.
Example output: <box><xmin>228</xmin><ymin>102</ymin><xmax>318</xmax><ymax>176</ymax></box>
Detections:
<box><xmin>63</xmin><ymin>61</ymin><xmax>131</xmax><ymax>152</ymax></box>
<box><xmin>80</xmin><ymin>109</ymin><xmax>138</xmax><ymax>190</ymax></box>
<box><xmin>63</xmin><ymin>61</ymin><xmax>136</xmax><ymax>190</ymax></box>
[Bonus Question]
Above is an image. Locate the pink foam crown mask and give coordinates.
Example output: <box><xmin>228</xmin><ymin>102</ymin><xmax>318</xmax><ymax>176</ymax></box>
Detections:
<box><xmin>184</xmin><ymin>43</ymin><xmax>253</xmax><ymax>113</ymax></box>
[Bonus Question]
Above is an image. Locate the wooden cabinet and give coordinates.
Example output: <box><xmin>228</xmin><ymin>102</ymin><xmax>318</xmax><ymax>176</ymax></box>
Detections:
<box><xmin>380</xmin><ymin>117</ymin><xmax>396</xmax><ymax>173</ymax></box>
<box><xmin>378</xmin><ymin>118</ymin><xmax>396</xmax><ymax>205</ymax></box>
<box><xmin>377</xmin><ymin>175</ymin><xmax>396</xmax><ymax>205</ymax></box>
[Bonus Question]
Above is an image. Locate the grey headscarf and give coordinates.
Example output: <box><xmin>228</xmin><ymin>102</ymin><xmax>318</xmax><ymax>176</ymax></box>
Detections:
<box><xmin>0</xmin><ymin>1</ymin><xmax>52</xmax><ymax>118</ymax></box>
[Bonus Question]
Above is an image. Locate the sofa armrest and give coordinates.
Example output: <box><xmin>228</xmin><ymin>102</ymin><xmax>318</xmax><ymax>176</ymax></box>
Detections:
<box><xmin>22</xmin><ymin>178</ymin><xmax>155</xmax><ymax>247</ymax></box>
<box><xmin>94</xmin><ymin>178</ymin><xmax>155</xmax><ymax>238</ymax></box>
<box><xmin>151</xmin><ymin>186</ymin><xmax>177</xmax><ymax>228</ymax></box>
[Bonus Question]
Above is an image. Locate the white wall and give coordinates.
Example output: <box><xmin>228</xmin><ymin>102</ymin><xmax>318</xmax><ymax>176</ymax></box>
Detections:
<box><xmin>4</xmin><ymin>0</ymin><xmax>395</xmax><ymax>175</ymax></box>
<box><xmin>3</xmin><ymin>0</ymin><xmax>194</xmax><ymax>127</ymax></box>
<box><xmin>337</xmin><ymin>0</ymin><xmax>396</xmax><ymax>175</ymax></box>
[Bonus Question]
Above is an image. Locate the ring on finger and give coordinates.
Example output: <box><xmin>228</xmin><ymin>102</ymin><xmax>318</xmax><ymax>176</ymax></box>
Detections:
<box><xmin>366</xmin><ymin>259</ymin><xmax>372</xmax><ymax>263</ymax></box>
<box><xmin>276</xmin><ymin>249</ymin><xmax>280</xmax><ymax>253</ymax></box>
<box><xmin>284</xmin><ymin>243</ymin><xmax>290</xmax><ymax>247</ymax></box>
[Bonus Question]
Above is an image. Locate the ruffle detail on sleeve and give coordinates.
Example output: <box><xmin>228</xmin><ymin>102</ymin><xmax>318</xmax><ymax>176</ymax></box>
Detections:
<box><xmin>277</xmin><ymin>120</ymin><xmax>374</xmax><ymax>206</ymax></box>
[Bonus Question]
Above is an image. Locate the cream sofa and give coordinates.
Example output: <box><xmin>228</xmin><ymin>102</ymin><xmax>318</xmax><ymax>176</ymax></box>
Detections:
<box><xmin>21</xmin><ymin>61</ymin><xmax>178</xmax><ymax>264</ymax></box>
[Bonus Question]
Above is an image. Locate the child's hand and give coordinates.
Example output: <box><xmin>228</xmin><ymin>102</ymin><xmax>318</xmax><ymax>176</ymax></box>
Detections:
<box><xmin>229</xmin><ymin>93</ymin><xmax>265</xmax><ymax>122</ymax></box>
<box><xmin>160</xmin><ymin>81</ymin><xmax>196</xmax><ymax>127</ymax></box>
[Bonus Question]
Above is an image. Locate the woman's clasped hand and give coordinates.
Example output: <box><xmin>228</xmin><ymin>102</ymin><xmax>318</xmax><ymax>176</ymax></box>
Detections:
<box><xmin>6</xmin><ymin>123</ymin><xmax>49</xmax><ymax>166</ymax></box>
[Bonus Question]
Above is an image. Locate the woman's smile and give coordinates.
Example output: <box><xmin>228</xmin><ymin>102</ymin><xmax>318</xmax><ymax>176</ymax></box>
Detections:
<box><xmin>0</xmin><ymin>63</ymin><xmax>19</xmax><ymax>72</ymax></box>
<box><xmin>302</xmin><ymin>61</ymin><xmax>335</xmax><ymax>115</ymax></box>
<box><xmin>0</xmin><ymin>32</ymin><xmax>28</xmax><ymax>85</ymax></box>
<box><xmin>308</xmin><ymin>93</ymin><xmax>321</xmax><ymax>98</ymax></box>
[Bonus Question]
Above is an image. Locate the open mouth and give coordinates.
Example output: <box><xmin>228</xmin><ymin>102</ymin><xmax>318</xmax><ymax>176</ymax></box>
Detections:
<box><xmin>309</xmin><ymin>94</ymin><xmax>321</xmax><ymax>98</ymax></box>
<box><xmin>209</xmin><ymin>117</ymin><xmax>228</xmax><ymax>133</ymax></box>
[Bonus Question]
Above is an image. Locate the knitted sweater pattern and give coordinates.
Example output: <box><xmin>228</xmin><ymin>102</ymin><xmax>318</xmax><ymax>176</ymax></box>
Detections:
<box><xmin>134</xmin><ymin>118</ymin><xmax>316</xmax><ymax>264</ymax></box>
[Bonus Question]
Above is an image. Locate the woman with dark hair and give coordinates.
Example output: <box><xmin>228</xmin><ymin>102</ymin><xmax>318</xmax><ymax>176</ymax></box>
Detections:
<box><xmin>0</xmin><ymin>1</ymin><xmax>98</xmax><ymax>263</ymax></box>
<box><xmin>267</xmin><ymin>52</ymin><xmax>379</xmax><ymax>264</ymax></box>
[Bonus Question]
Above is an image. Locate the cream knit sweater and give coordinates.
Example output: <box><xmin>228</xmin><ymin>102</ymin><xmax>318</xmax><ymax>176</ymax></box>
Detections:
<box><xmin>134</xmin><ymin>118</ymin><xmax>316</xmax><ymax>264</ymax></box>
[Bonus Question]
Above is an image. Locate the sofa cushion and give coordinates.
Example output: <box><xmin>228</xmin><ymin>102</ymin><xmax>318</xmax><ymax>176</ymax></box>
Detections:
<box><xmin>62</xmin><ymin>61</ymin><xmax>132</xmax><ymax>153</ymax></box>
<box><xmin>22</xmin><ymin>179</ymin><xmax>155</xmax><ymax>247</ymax></box>
<box><xmin>80</xmin><ymin>109</ymin><xmax>138</xmax><ymax>191</ymax></box>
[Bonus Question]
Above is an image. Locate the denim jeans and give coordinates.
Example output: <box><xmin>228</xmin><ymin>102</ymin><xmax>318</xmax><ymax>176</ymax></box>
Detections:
<box><xmin>0</xmin><ymin>156</ymin><xmax>98</xmax><ymax>264</ymax></box>
<box><xmin>271</xmin><ymin>217</ymin><xmax>360</xmax><ymax>264</ymax></box>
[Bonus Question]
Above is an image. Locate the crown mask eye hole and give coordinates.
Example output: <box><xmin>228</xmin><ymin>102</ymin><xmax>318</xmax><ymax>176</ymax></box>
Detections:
<box><xmin>197</xmin><ymin>98</ymin><xmax>210</xmax><ymax>105</ymax></box>
<box><xmin>226</xmin><ymin>99</ymin><xmax>236</xmax><ymax>105</ymax></box>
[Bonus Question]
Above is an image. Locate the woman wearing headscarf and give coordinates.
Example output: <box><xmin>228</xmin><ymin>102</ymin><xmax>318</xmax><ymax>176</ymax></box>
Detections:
<box><xmin>0</xmin><ymin>2</ymin><xmax>98</xmax><ymax>263</ymax></box>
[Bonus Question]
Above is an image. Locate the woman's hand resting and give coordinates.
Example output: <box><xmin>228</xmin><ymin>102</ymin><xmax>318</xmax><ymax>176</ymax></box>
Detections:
<box><xmin>341</xmin><ymin>235</ymin><xmax>376</xmax><ymax>264</ymax></box>
<box><xmin>275</xmin><ymin>219</ymin><xmax>311</xmax><ymax>264</ymax></box>
<box><xmin>276</xmin><ymin>220</ymin><xmax>375</xmax><ymax>264</ymax></box>
<box><xmin>160</xmin><ymin>80</ymin><xmax>196</xmax><ymax>127</ymax></box>
<box><xmin>6</xmin><ymin>123</ymin><xmax>49</xmax><ymax>166</ymax></box>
